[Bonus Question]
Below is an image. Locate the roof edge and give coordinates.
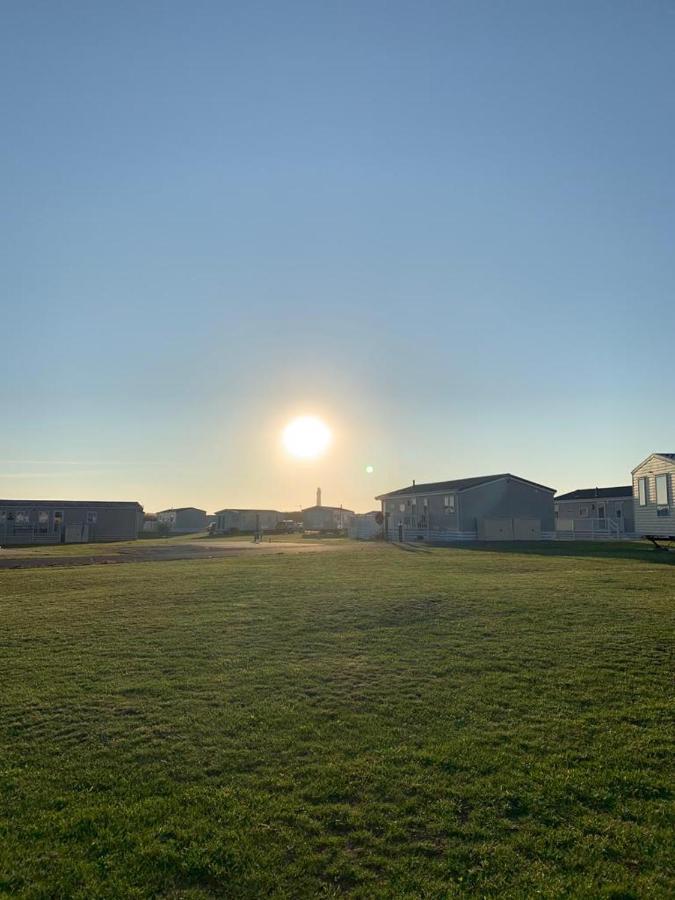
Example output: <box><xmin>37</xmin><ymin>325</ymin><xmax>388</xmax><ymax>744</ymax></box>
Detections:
<box><xmin>375</xmin><ymin>473</ymin><xmax>556</xmax><ymax>501</ymax></box>
<box><xmin>631</xmin><ymin>452</ymin><xmax>675</xmax><ymax>474</ymax></box>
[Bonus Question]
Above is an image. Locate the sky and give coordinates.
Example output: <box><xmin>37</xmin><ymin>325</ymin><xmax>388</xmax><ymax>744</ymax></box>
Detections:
<box><xmin>1</xmin><ymin>0</ymin><xmax>674</xmax><ymax>514</ymax></box>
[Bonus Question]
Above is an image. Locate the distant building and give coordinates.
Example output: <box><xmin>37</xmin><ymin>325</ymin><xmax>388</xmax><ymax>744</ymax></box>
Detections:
<box><xmin>156</xmin><ymin>507</ymin><xmax>207</xmax><ymax>533</ymax></box>
<box><xmin>0</xmin><ymin>499</ymin><xmax>142</xmax><ymax>546</ymax></box>
<box><xmin>376</xmin><ymin>473</ymin><xmax>555</xmax><ymax>541</ymax></box>
<box><xmin>555</xmin><ymin>486</ymin><xmax>635</xmax><ymax>535</ymax></box>
<box><xmin>214</xmin><ymin>509</ymin><xmax>283</xmax><ymax>533</ymax></box>
<box><xmin>632</xmin><ymin>453</ymin><xmax>675</xmax><ymax>538</ymax></box>
<box><xmin>302</xmin><ymin>504</ymin><xmax>355</xmax><ymax>532</ymax></box>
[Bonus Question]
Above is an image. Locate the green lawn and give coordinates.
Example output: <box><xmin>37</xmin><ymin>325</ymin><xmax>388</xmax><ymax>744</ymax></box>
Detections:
<box><xmin>1</xmin><ymin>542</ymin><xmax>673</xmax><ymax>898</ymax></box>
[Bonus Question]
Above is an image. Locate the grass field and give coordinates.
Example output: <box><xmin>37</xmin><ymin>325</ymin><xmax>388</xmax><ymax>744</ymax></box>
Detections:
<box><xmin>1</xmin><ymin>541</ymin><xmax>673</xmax><ymax>898</ymax></box>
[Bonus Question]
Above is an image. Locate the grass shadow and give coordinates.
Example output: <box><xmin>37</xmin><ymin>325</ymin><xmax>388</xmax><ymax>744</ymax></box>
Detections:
<box><xmin>426</xmin><ymin>540</ymin><xmax>675</xmax><ymax>566</ymax></box>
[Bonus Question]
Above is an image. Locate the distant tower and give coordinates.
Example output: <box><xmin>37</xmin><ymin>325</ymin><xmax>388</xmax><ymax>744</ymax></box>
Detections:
<box><xmin>316</xmin><ymin>487</ymin><xmax>322</xmax><ymax>507</ymax></box>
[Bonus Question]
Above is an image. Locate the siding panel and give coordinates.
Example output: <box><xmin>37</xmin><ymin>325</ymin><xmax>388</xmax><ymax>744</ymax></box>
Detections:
<box><xmin>632</xmin><ymin>455</ymin><xmax>675</xmax><ymax>537</ymax></box>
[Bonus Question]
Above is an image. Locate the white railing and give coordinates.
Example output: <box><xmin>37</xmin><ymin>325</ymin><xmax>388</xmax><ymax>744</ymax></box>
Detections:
<box><xmin>388</xmin><ymin>520</ymin><xmax>638</xmax><ymax>544</ymax></box>
<box><xmin>554</xmin><ymin>517</ymin><xmax>625</xmax><ymax>539</ymax></box>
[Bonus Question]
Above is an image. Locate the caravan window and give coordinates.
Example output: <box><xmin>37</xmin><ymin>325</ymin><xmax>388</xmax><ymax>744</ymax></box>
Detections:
<box><xmin>638</xmin><ymin>477</ymin><xmax>648</xmax><ymax>506</ymax></box>
<box><xmin>656</xmin><ymin>475</ymin><xmax>669</xmax><ymax>507</ymax></box>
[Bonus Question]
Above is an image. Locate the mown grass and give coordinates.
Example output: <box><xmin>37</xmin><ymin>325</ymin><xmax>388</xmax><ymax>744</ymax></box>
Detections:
<box><xmin>0</xmin><ymin>532</ymin><xmax>205</xmax><ymax>558</ymax></box>
<box><xmin>1</xmin><ymin>542</ymin><xmax>673</xmax><ymax>898</ymax></box>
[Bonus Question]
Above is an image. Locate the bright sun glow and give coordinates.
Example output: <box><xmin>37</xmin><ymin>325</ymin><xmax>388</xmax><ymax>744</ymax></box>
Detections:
<box><xmin>282</xmin><ymin>416</ymin><xmax>332</xmax><ymax>459</ymax></box>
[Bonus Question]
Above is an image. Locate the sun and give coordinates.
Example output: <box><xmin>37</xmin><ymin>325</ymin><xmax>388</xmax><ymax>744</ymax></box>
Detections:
<box><xmin>282</xmin><ymin>416</ymin><xmax>332</xmax><ymax>459</ymax></box>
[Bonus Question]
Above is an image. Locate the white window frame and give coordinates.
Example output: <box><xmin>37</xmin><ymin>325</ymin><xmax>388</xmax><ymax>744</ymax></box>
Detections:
<box><xmin>655</xmin><ymin>474</ymin><xmax>669</xmax><ymax>507</ymax></box>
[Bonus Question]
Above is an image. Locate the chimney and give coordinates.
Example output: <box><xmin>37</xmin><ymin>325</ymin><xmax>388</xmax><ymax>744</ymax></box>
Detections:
<box><xmin>316</xmin><ymin>487</ymin><xmax>322</xmax><ymax>507</ymax></box>
<box><xmin>412</xmin><ymin>479</ymin><xmax>416</xmax><ymax>487</ymax></box>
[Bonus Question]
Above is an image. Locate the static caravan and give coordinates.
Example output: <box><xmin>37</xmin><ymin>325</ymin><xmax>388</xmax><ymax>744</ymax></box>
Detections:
<box><xmin>632</xmin><ymin>453</ymin><xmax>675</xmax><ymax>539</ymax></box>
<box><xmin>555</xmin><ymin>486</ymin><xmax>635</xmax><ymax>536</ymax></box>
<box><xmin>156</xmin><ymin>507</ymin><xmax>207</xmax><ymax>533</ymax></box>
<box><xmin>0</xmin><ymin>499</ymin><xmax>142</xmax><ymax>546</ymax></box>
<box><xmin>377</xmin><ymin>473</ymin><xmax>555</xmax><ymax>542</ymax></box>
<box><xmin>302</xmin><ymin>505</ymin><xmax>355</xmax><ymax>532</ymax></box>
<box><xmin>214</xmin><ymin>509</ymin><xmax>283</xmax><ymax>533</ymax></box>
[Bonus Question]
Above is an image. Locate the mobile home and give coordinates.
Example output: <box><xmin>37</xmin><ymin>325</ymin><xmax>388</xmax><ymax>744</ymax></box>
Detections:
<box><xmin>377</xmin><ymin>474</ymin><xmax>555</xmax><ymax>541</ymax></box>
<box><xmin>156</xmin><ymin>507</ymin><xmax>208</xmax><ymax>533</ymax></box>
<box><xmin>555</xmin><ymin>486</ymin><xmax>635</xmax><ymax>535</ymax></box>
<box><xmin>0</xmin><ymin>499</ymin><xmax>142</xmax><ymax>546</ymax></box>
<box><xmin>632</xmin><ymin>453</ymin><xmax>675</xmax><ymax>538</ymax></box>
<box><xmin>214</xmin><ymin>509</ymin><xmax>283</xmax><ymax>533</ymax></box>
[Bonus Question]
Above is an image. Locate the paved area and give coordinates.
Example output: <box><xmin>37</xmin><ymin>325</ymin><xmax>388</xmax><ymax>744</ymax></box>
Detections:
<box><xmin>0</xmin><ymin>540</ymin><xmax>328</xmax><ymax>569</ymax></box>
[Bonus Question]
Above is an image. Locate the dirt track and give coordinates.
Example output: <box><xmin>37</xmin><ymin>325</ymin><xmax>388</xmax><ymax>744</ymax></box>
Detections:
<box><xmin>0</xmin><ymin>540</ymin><xmax>329</xmax><ymax>569</ymax></box>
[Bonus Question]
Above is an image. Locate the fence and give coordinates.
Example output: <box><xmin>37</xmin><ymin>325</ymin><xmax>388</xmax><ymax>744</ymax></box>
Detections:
<box><xmin>553</xmin><ymin>517</ymin><xmax>632</xmax><ymax>540</ymax></box>
<box><xmin>0</xmin><ymin>526</ymin><xmax>61</xmax><ymax>546</ymax></box>
<box><xmin>386</xmin><ymin>527</ymin><xmax>477</xmax><ymax>543</ymax></box>
<box><xmin>387</xmin><ymin>519</ymin><xmax>638</xmax><ymax>544</ymax></box>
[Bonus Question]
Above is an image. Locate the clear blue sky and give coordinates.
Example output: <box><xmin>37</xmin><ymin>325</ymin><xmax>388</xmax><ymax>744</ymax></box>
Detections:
<box><xmin>2</xmin><ymin>1</ymin><xmax>673</xmax><ymax>513</ymax></box>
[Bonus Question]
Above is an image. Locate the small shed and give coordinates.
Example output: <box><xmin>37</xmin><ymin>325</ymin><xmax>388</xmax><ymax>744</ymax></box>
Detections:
<box><xmin>348</xmin><ymin>511</ymin><xmax>383</xmax><ymax>540</ymax></box>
